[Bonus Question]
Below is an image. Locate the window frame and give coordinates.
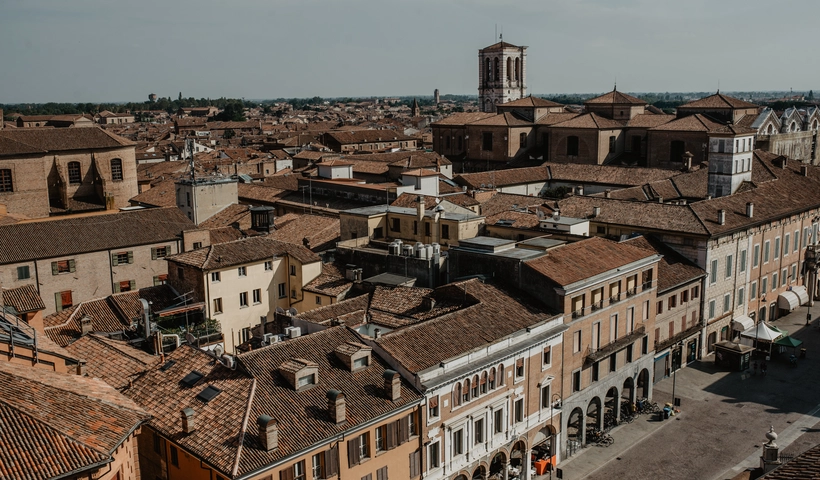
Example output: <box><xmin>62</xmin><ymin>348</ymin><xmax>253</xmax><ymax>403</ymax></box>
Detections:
<box><xmin>67</xmin><ymin>161</ymin><xmax>82</xmax><ymax>185</ymax></box>
<box><xmin>111</xmin><ymin>158</ymin><xmax>124</xmax><ymax>182</ymax></box>
<box><xmin>0</xmin><ymin>169</ymin><xmax>13</xmax><ymax>192</ymax></box>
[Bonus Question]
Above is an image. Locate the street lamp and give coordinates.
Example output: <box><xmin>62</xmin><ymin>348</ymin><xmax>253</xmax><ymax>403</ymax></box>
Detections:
<box><xmin>671</xmin><ymin>340</ymin><xmax>684</xmax><ymax>409</ymax></box>
<box><xmin>549</xmin><ymin>393</ymin><xmax>561</xmax><ymax>480</ymax></box>
<box><xmin>805</xmin><ymin>245</ymin><xmax>818</xmax><ymax>326</ymax></box>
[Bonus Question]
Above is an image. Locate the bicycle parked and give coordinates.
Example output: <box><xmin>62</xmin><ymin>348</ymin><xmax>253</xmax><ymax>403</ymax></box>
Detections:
<box><xmin>586</xmin><ymin>428</ymin><xmax>614</xmax><ymax>447</ymax></box>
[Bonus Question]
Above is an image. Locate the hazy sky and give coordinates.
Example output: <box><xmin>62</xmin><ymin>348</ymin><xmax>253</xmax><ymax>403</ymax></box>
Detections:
<box><xmin>1</xmin><ymin>0</ymin><xmax>817</xmax><ymax>103</ymax></box>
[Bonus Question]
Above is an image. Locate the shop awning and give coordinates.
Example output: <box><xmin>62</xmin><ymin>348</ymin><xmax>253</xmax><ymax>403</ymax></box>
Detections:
<box><xmin>740</xmin><ymin>322</ymin><xmax>783</xmax><ymax>342</ymax></box>
<box><xmin>774</xmin><ymin>335</ymin><xmax>803</xmax><ymax>348</ymax></box>
<box><xmin>732</xmin><ymin>315</ymin><xmax>755</xmax><ymax>331</ymax></box>
<box><xmin>778</xmin><ymin>291</ymin><xmax>800</xmax><ymax>311</ymax></box>
<box><xmin>792</xmin><ymin>286</ymin><xmax>810</xmax><ymax>305</ymax></box>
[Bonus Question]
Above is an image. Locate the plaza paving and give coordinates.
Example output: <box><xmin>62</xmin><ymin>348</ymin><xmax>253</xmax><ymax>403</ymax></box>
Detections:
<box><xmin>547</xmin><ymin>304</ymin><xmax>820</xmax><ymax>480</ymax></box>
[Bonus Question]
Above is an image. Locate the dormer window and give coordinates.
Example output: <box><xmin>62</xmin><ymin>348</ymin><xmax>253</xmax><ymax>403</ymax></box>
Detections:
<box><xmin>279</xmin><ymin>358</ymin><xmax>319</xmax><ymax>391</ymax></box>
<box><xmin>334</xmin><ymin>341</ymin><xmax>372</xmax><ymax>372</ymax></box>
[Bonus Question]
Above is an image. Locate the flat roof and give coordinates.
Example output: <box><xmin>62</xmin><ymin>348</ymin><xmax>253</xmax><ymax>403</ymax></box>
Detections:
<box><xmin>343</xmin><ymin>205</ymin><xmax>482</xmax><ymax>222</ymax></box>
<box><xmin>518</xmin><ymin>237</ymin><xmax>567</xmax><ymax>249</ymax></box>
<box><xmin>541</xmin><ymin>215</ymin><xmax>588</xmax><ymax>226</ymax></box>
<box><xmin>363</xmin><ymin>273</ymin><xmax>416</xmax><ymax>287</ymax></box>
<box><xmin>457</xmin><ymin>236</ymin><xmax>516</xmax><ymax>252</ymax></box>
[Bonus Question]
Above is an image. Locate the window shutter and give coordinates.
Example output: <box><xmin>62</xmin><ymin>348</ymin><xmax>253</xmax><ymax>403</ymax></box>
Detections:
<box><xmin>324</xmin><ymin>445</ymin><xmax>338</xmax><ymax>477</ymax></box>
<box><xmin>488</xmin><ymin>369</ymin><xmax>495</xmax><ymax>382</ymax></box>
<box><xmin>279</xmin><ymin>465</ymin><xmax>294</xmax><ymax>480</ymax></box>
<box><xmin>127</xmin><ymin>251</ymin><xmax>134</xmax><ymax>264</ymax></box>
<box><xmin>112</xmin><ymin>253</ymin><xmax>119</xmax><ymax>266</ymax></box>
<box><xmin>151</xmin><ymin>248</ymin><xmax>157</xmax><ymax>260</ymax></box>
<box><xmin>409</xmin><ymin>450</ymin><xmax>421</xmax><ymax>478</ymax></box>
<box><xmin>377</xmin><ymin>466</ymin><xmax>388</xmax><ymax>480</ymax></box>
<box><xmin>68</xmin><ymin>260</ymin><xmax>76</xmax><ymax>273</ymax></box>
<box><xmin>428</xmin><ymin>396</ymin><xmax>438</xmax><ymax>409</ymax></box>
<box><xmin>516</xmin><ymin>358</ymin><xmax>524</xmax><ymax>368</ymax></box>
<box><xmin>399</xmin><ymin>416</ymin><xmax>409</xmax><ymax>444</ymax></box>
<box><xmin>114</xmin><ymin>283</ymin><xmax>121</xmax><ymax>293</ymax></box>
<box><xmin>347</xmin><ymin>438</ymin><xmax>359</xmax><ymax>467</ymax></box>
<box><xmin>386</xmin><ymin>422</ymin><xmax>396</xmax><ymax>450</ymax></box>
<box><xmin>52</xmin><ymin>262</ymin><xmax>59</xmax><ymax>275</ymax></box>
<box><xmin>129</xmin><ymin>280</ymin><xmax>136</xmax><ymax>290</ymax></box>
<box><xmin>55</xmin><ymin>292</ymin><xmax>63</xmax><ymax>312</ymax></box>
<box><xmin>61</xmin><ymin>291</ymin><xmax>72</xmax><ymax>307</ymax></box>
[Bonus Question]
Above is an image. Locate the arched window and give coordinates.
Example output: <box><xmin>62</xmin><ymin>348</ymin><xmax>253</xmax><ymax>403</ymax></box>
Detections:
<box><xmin>485</xmin><ymin>58</ymin><xmax>491</xmax><ymax>83</ymax></box>
<box><xmin>498</xmin><ymin>364</ymin><xmax>505</xmax><ymax>386</ymax></box>
<box><xmin>566</xmin><ymin>136</ymin><xmax>579</xmax><ymax>156</ymax></box>
<box><xmin>489</xmin><ymin>367</ymin><xmax>496</xmax><ymax>389</ymax></box>
<box><xmin>519</xmin><ymin>132</ymin><xmax>527</xmax><ymax>149</ymax></box>
<box><xmin>454</xmin><ymin>382</ymin><xmax>462</xmax><ymax>406</ymax></box>
<box><xmin>515</xmin><ymin>58</ymin><xmax>520</xmax><ymax>81</ymax></box>
<box><xmin>480</xmin><ymin>371</ymin><xmax>488</xmax><ymax>394</ymax></box>
<box><xmin>813</xmin><ymin>120</ymin><xmax>818</xmax><ymax>131</ymax></box>
<box><xmin>767</xmin><ymin>124</ymin><xmax>774</xmax><ymax>134</ymax></box>
<box><xmin>506</xmin><ymin>57</ymin><xmax>512</xmax><ymax>81</ymax></box>
<box><xmin>463</xmin><ymin>378</ymin><xmax>471</xmax><ymax>403</ymax></box>
<box><xmin>472</xmin><ymin>375</ymin><xmax>480</xmax><ymax>398</ymax></box>
<box><xmin>111</xmin><ymin>158</ymin><xmax>123</xmax><ymax>181</ymax></box>
<box><xmin>67</xmin><ymin>161</ymin><xmax>82</xmax><ymax>185</ymax></box>
<box><xmin>0</xmin><ymin>169</ymin><xmax>12</xmax><ymax>192</ymax></box>
<box><xmin>494</xmin><ymin>57</ymin><xmax>500</xmax><ymax>82</ymax></box>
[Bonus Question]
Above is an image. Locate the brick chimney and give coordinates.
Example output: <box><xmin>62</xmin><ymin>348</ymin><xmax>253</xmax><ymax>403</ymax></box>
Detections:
<box><xmin>257</xmin><ymin>415</ymin><xmax>279</xmax><ymax>451</ymax></box>
<box><xmin>383</xmin><ymin>370</ymin><xmax>401</xmax><ymax>402</ymax></box>
<box><xmin>417</xmin><ymin>195</ymin><xmax>425</xmax><ymax>221</ymax></box>
<box><xmin>718</xmin><ymin>209</ymin><xmax>726</xmax><ymax>225</ymax></box>
<box><xmin>746</xmin><ymin>202</ymin><xmax>754</xmax><ymax>218</ymax></box>
<box><xmin>327</xmin><ymin>390</ymin><xmax>346</xmax><ymax>425</ymax></box>
<box><xmin>80</xmin><ymin>316</ymin><xmax>93</xmax><ymax>336</ymax></box>
<box><xmin>76</xmin><ymin>360</ymin><xmax>87</xmax><ymax>376</ymax></box>
<box><xmin>181</xmin><ymin>407</ymin><xmax>195</xmax><ymax>434</ymax></box>
<box><xmin>801</xmin><ymin>165</ymin><xmax>809</xmax><ymax>176</ymax></box>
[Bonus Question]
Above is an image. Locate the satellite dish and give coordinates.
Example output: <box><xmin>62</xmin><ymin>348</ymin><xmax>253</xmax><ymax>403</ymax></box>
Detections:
<box><xmin>275</xmin><ymin>307</ymin><xmax>286</xmax><ymax>314</ymax></box>
<box><xmin>213</xmin><ymin>344</ymin><xmax>225</xmax><ymax>357</ymax></box>
<box><xmin>288</xmin><ymin>308</ymin><xmax>298</xmax><ymax>316</ymax></box>
<box><xmin>185</xmin><ymin>333</ymin><xmax>195</xmax><ymax>345</ymax></box>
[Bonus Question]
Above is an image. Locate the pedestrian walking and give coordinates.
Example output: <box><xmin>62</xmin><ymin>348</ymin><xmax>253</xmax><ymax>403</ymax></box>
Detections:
<box><xmin>761</xmin><ymin>361</ymin><xmax>768</xmax><ymax>376</ymax></box>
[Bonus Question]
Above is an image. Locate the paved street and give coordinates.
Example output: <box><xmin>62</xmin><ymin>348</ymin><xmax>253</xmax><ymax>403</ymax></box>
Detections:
<box><xmin>552</xmin><ymin>304</ymin><xmax>820</xmax><ymax>480</ymax></box>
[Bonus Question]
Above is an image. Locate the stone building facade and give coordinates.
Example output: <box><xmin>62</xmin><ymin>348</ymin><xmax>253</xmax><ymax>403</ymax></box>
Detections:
<box><xmin>478</xmin><ymin>40</ymin><xmax>527</xmax><ymax>113</ymax></box>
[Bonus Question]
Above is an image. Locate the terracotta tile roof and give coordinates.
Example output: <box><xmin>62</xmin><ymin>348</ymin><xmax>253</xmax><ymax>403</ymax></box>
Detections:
<box><xmin>130</xmin><ymin>178</ymin><xmax>178</xmax><ymax>207</ymax></box>
<box><xmin>623</xmin><ymin>236</ymin><xmax>705</xmax><ymax>292</ymax></box>
<box><xmin>432</xmin><ymin>112</ymin><xmax>496</xmax><ymax>126</ymax></box>
<box><xmin>485</xmin><ymin>210</ymin><xmax>541</xmax><ymax>228</ymax></box>
<box><xmin>65</xmin><ymin>334</ymin><xmax>160</xmax><ymax>390</ymax></box>
<box><xmin>0</xmin><ymin>127</ymin><xmax>134</xmax><ymax>156</ymax></box>
<box><xmin>347</xmin><ymin>159</ymin><xmax>389</xmax><ymax>175</ymax></box>
<box><xmin>167</xmin><ymin>235</ymin><xmax>321</xmax><ymax>271</ymax></box>
<box><xmin>547</xmin><ymin>163</ymin><xmax>680</xmax><ymax>186</ymax></box>
<box><xmin>535</xmin><ymin>112</ymin><xmax>581</xmax><ymax>125</ymax></box>
<box><xmin>262</xmin><ymin>174</ymin><xmax>300</xmax><ymax>191</ymax></box>
<box><xmin>266</xmin><ymin>213</ymin><xmax>340</xmax><ymax>252</ymax></box>
<box><xmin>237</xmin><ymin>183</ymin><xmax>289</xmax><ymax>204</ymax></box>
<box><xmin>648</xmin><ymin>113</ymin><xmax>728</xmax><ymax>132</ymax></box>
<box><xmin>303</xmin><ymin>263</ymin><xmax>353</xmax><ymax>297</ymax></box>
<box><xmin>0</xmin><ymin>311</ymin><xmax>77</xmax><ymax>360</ymax></box>
<box><xmin>325</xmin><ymin>130</ymin><xmax>416</xmax><ymax>145</ymax></box>
<box><xmin>557</xmin><ymin>195</ymin><xmax>709</xmax><ymax>235</ymax></box>
<box><xmin>296</xmin><ymin>293</ymin><xmax>370</xmax><ymax>325</ymax></box>
<box><xmin>107</xmin><ymin>285</ymin><xmax>180</xmax><ymax>323</ymax></box>
<box><xmin>479</xmin><ymin>193</ymin><xmax>551</xmax><ymax>217</ymax></box>
<box><xmin>1</xmin><ymin>284</ymin><xmax>45</xmax><ymax>313</ymax></box>
<box><xmin>500</xmin><ymin>96</ymin><xmax>563</xmax><ymax>108</ymax></box>
<box><xmin>456</xmin><ymin>166</ymin><xmax>549</xmax><ymax>189</ymax></box>
<box><xmin>199</xmin><ymin>204</ymin><xmax>251</xmax><ymax>230</ymax></box>
<box><xmin>584</xmin><ymin>90</ymin><xmax>647</xmax><ymax>105</ymax></box>
<box><xmin>550</xmin><ymin>112</ymin><xmax>625</xmax><ymax>129</ymax></box>
<box><xmin>375</xmin><ymin>279</ymin><xmax>557</xmax><ymax>372</ymax></box>
<box><xmin>482</xmin><ymin>40</ymin><xmax>523</xmax><ymax>50</ymax></box>
<box><xmin>466</xmin><ymin>112</ymin><xmax>533</xmax><ymax>127</ymax></box>
<box><xmin>390</xmin><ymin>193</ymin><xmax>479</xmax><ymax>210</ymax></box>
<box><xmin>678</xmin><ymin>92</ymin><xmax>759</xmax><ymax>110</ymax></box>
<box><xmin>625</xmin><ymin>113</ymin><xmax>677</xmax><ymax>128</ymax></box>
<box><xmin>0</xmin><ymin>207</ymin><xmax>194</xmax><ymax>265</ymax></box>
<box><xmin>0</xmin><ymin>361</ymin><xmax>149</xmax><ymax>480</ymax></box>
<box><xmin>760</xmin><ymin>442</ymin><xmax>820</xmax><ymax>479</ymax></box>
<box><xmin>209</xmin><ymin>226</ymin><xmax>246</xmax><ymax>244</ymax></box>
<box><xmin>525</xmin><ymin>236</ymin><xmax>658</xmax><ymax>286</ymax></box>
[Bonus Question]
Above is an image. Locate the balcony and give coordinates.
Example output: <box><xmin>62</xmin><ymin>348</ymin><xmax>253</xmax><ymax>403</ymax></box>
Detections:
<box><xmin>609</xmin><ymin>294</ymin><xmax>620</xmax><ymax>304</ymax></box>
<box><xmin>572</xmin><ymin>308</ymin><xmax>585</xmax><ymax>320</ymax></box>
<box><xmin>585</xmin><ymin>325</ymin><xmax>646</xmax><ymax>365</ymax></box>
<box><xmin>626</xmin><ymin>288</ymin><xmax>637</xmax><ymax>298</ymax></box>
<box><xmin>590</xmin><ymin>300</ymin><xmax>603</xmax><ymax>312</ymax></box>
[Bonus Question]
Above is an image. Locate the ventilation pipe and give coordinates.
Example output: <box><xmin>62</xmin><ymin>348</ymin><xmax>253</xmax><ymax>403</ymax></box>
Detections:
<box><xmin>718</xmin><ymin>209</ymin><xmax>726</xmax><ymax>225</ymax></box>
<box><xmin>80</xmin><ymin>316</ymin><xmax>93</xmax><ymax>336</ymax></box>
<box><xmin>140</xmin><ymin>298</ymin><xmax>151</xmax><ymax>340</ymax></box>
<box><xmin>592</xmin><ymin>206</ymin><xmax>601</xmax><ymax>217</ymax></box>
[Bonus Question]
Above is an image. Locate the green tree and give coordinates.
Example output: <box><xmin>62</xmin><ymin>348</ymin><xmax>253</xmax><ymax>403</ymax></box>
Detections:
<box><xmin>213</xmin><ymin>102</ymin><xmax>246</xmax><ymax>121</ymax></box>
<box><xmin>223</xmin><ymin>128</ymin><xmax>236</xmax><ymax>139</ymax></box>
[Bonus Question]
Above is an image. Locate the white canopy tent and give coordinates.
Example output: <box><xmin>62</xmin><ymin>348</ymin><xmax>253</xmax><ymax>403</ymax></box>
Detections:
<box><xmin>740</xmin><ymin>322</ymin><xmax>783</xmax><ymax>345</ymax></box>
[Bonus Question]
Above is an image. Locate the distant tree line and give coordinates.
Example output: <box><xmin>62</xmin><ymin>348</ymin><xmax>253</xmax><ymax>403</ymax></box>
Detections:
<box><xmin>1</xmin><ymin>97</ymin><xmax>254</xmax><ymax>119</ymax></box>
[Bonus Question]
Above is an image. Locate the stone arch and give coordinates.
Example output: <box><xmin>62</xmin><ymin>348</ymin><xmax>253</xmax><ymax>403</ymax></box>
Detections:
<box><xmin>586</xmin><ymin>396</ymin><xmax>602</xmax><ymax>436</ymax></box>
<box><xmin>707</xmin><ymin>331</ymin><xmax>717</xmax><ymax>352</ymax></box>
<box><xmin>472</xmin><ymin>465</ymin><xmax>487</xmax><ymax>480</ymax></box>
<box><xmin>463</xmin><ymin>378</ymin><xmax>471</xmax><ymax>402</ymax></box>
<box><xmin>567</xmin><ymin>406</ymin><xmax>585</xmax><ymax>453</ymax></box>
<box><xmin>489</xmin><ymin>450</ymin><xmax>507</xmax><ymax>478</ymax></box>
<box><xmin>494</xmin><ymin>57</ymin><xmax>500</xmax><ymax>82</ymax></box>
<box><xmin>638</xmin><ymin>368</ymin><xmax>651</xmax><ymax>399</ymax></box>
<box><xmin>622</xmin><ymin>377</ymin><xmax>635</xmax><ymax>413</ymax></box>
<box><xmin>813</xmin><ymin>119</ymin><xmax>818</xmax><ymax>130</ymax></box>
<box><xmin>506</xmin><ymin>57</ymin><xmax>512</xmax><ymax>81</ymax></box>
<box><xmin>604</xmin><ymin>386</ymin><xmax>619</xmax><ymax>428</ymax></box>
<box><xmin>480</xmin><ymin>371</ymin><xmax>488</xmax><ymax>394</ymax></box>
<box><xmin>767</xmin><ymin>123</ymin><xmax>775</xmax><ymax>134</ymax></box>
<box><xmin>515</xmin><ymin>57</ymin><xmax>521</xmax><ymax>81</ymax></box>
<box><xmin>472</xmin><ymin>374</ymin><xmax>480</xmax><ymax>398</ymax></box>
<box><xmin>453</xmin><ymin>473</ymin><xmax>469</xmax><ymax>480</ymax></box>
<box><xmin>498</xmin><ymin>363</ymin><xmax>505</xmax><ymax>386</ymax></box>
<box><xmin>510</xmin><ymin>439</ymin><xmax>528</xmax><ymax>471</ymax></box>
<box><xmin>454</xmin><ymin>382</ymin><xmax>462</xmax><ymax>406</ymax></box>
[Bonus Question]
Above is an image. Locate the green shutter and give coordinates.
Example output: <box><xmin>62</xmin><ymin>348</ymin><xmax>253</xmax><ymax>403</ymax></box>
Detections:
<box><xmin>129</xmin><ymin>280</ymin><xmax>136</xmax><ymax>290</ymax></box>
<box><xmin>153</xmin><ymin>276</ymin><xmax>160</xmax><ymax>286</ymax></box>
<box><xmin>127</xmin><ymin>251</ymin><xmax>134</xmax><ymax>264</ymax></box>
<box><xmin>51</xmin><ymin>262</ymin><xmax>59</xmax><ymax>275</ymax></box>
<box><xmin>113</xmin><ymin>282</ymin><xmax>120</xmax><ymax>293</ymax></box>
<box><xmin>68</xmin><ymin>260</ymin><xmax>76</xmax><ymax>273</ymax></box>
<box><xmin>112</xmin><ymin>253</ymin><xmax>119</xmax><ymax>266</ymax></box>
<box><xmin>55</xmin><ymin>292</ymin><xmax>62</xmax><ymax>312</ymax></box>
<box><xmin>151</xmin><ymin>248</ymin><xmax>157</xmax><ymax>260</ymax></box>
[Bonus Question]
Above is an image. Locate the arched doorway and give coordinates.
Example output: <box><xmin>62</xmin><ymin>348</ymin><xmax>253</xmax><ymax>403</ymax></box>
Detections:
<box><xmin>638</xmin><ymin>369</ymin><xmax>651</xmax><ymax>399</ymax></box>
<box><xmin>489</xmin><ymin>452</ymin><xmax>506</xmax><ymax>478</ymax></box>
<box><xmin>510</xmin><ymin>440</ymin><xmax>527</xmax><ymax>473</ymax></box>
<box><xmin>586</xmin><ymin>397</ymin><xmax>601</xmax><ymax>440</ymax></box>
<box><xmin>707</xmin><ymin>332</ymin><xmax>717</xmax><ymax>352</ymax></box>
<box><xmin>454</xmin><ymin>475</ymin><xmax>468</xmax><ymax>480</ymax></box>
<box><xmin>533</xmin><ymin>425</ymin><xmax>556</xmax><ymax>466</ymax></box>
<box><xmin>622</xmin><ymin>377</ymin><xmax>635</xmax><ymax>416</ymax></box>
<box><xmin>472</xmin><ymin>465</ymin><xmax>486</xmax><ymax>480</ymax></box>
<box><xmin>567</xmin><ymin>407</ymin><xmax>584</xmax><ymax>456</ymax></box>
<box><xmin>604</xmin><ymin>387</ymin><xmax>619</xmax><ymax>428</ymax></box>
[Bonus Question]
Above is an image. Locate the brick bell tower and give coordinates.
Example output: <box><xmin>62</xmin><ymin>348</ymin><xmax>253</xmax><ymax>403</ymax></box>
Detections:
<box><xmin>478</xmin><ymin>36</ymin><xmax>527</xmax><ymax>113</ymax></box>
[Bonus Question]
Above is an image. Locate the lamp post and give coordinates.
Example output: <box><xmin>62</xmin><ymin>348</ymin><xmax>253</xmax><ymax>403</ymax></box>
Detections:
<box><xmin>671</xmin><ymin>340</ymin><xmax>684</xmax><ymax>409</ymax></box>
<box><xmin>805</xmin><ymin>245</ymin><xmax>818</xmax><ymax>326</ymax></box>
<box><xmin>549</xmin><ymin>393</ymin><xmax>561</xmax><ymax>480</ymax></box>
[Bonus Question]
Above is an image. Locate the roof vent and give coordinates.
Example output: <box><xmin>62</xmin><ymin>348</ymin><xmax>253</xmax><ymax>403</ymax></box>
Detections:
<box><xmin>327</xmin><ymin>390</ymin><xmax>346</xmax><ymax>425</ymax></box>
<box><xmin>279</xmin><ymin>358</ymin><xmax>318</xmax><ymax>391</ymax></box>
<box><xmin>746</xmin><ymin>202</ymin><xmax>754</xmax><ymax>218</ymax></box>
<box><xmin>383</xmin><ymin>369</ymin><xmax>401</xmax><ymax>402</ymax></box>
<box><xmin>604</xmin><ymin>189</ymin><xmax>611</xmax><ymax>198</ymax></box>
<box><xmin>718</xmin><ymin>209</ymin><xmax>726</xmax><ymax>225</ymax></box>
<box><xmin>257</xmin><ymin>415</ymin><xmax>279</xmax><ymax>451</ymax></box>
<box><xmin>181</xmin><ymin>407</ymin><xmax>195</xmax><ymax>434</ymax></box>
<box><xmin>801</xmin><ymin>165</ymin><xmax>809</xmax><ymax>176</ymax></box>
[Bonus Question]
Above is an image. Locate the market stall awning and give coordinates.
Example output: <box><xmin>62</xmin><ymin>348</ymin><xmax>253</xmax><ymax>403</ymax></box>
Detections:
<box><xmin>740</xmin><ymin>322</ymin><xmax>782</xmax><ymax>342</ymax></box>
<box><xmin>732</xmin><ymin>315</ymin><xmax>755</xmax><ymax>331</ymax></box>
<box><xmin>778</xmin><ymin>291</ymin><xmax>801</xmax><ymax>311</ymax></box>
<box><xmin>792</xmin><ymin>286</ymin><xmax>810</xmax><ymax>305</ymax></box>
<box><xmin>774</xmin><ymin>335</ymin><xmax>803</xmax><ymax>348</ymax></box>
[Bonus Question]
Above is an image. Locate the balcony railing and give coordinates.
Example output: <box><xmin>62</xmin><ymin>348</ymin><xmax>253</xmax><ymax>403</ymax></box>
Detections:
<box><xmin>626</xmin><ymin>288</ymin><xmax>637</xmax><ymax>298</ymax></box>
<box><xmin>572</xmin><ymin>308</ymin><xmax>585</xmax><ymax>319</ymax></box>
<box><xmin>590</xmin><ymin>300</ymin><xmax>603</xmax><ymax>312</ymax></box>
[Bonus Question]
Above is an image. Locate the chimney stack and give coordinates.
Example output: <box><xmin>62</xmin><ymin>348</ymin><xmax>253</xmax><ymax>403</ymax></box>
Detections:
<box><xmin>683</xmin><ymin>151</ymin><xmax>694</xmax><ymax>171</ymax></box>
<box><xmin>592</xmin><ymin>206</ymin><xmax>601</xmax><ymax>217</ymax></box>
<box><xmin>77</xmin><ymin>361</ymin><xmax>87</xmax><ymax>376</ymax></box>
<box><xmin>417</xmin><ymin>196</ymin><xmax>425</xmax><ymax>221</ymax></box>
<box><xmin>718</xmin><ymin>209</ymin><xmax>726</xmax><ymax>225</ymax></box>
<box><xmin>327</xmin><ymin>390</ymin><xmax>346</xmax><ymax>425</ymax></box>
<box><xmin>80</xmin><ymin>316</ymin><xmax>93</xmax><ymax>336</ymax></box>
<box><xmin>604</xmin><ymin>189</ymin><xmax>611</xmax><ymax>198</ymax></box>
<box><xmin>257</xmin><ymin>415</ymin><xmax>279</xmax><ymax>451</ymax></box>
<box><xmin>383</xmin><ymin>370</ymin><xmax>401</xmax><ymax>402</ymax></box>
<box><xmin>658</xmin><ymin>197</ymin><xmax>664</xmax><ymax>204</ymax></box>
<box><xmin>576</xmin><ymin>185</ymin><xmax>584</xmax><ymax>196</ymax></box>
<box><xmin>181</xmin><ymin>408</ymin><xmax>195</xmax><ymax>434</ymax></box>
<box><xmin>746</xmin><ymin>202</ymin><xmax>754</xmax><ymax>218</ymax></box>
<box><xmin>780</xmin><ymin>157</ymin><xmax>787</xmax><ymax>169</ymax></box>
<box><xmin>801</xmin><ymin>165</ymin><xmax>809</xmax><ymax>176</ymax></box>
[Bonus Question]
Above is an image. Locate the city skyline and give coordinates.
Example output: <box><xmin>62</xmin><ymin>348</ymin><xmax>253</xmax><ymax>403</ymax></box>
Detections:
<box><xmin>1</xmin><ymin>0</ymin><xmax>818</xmax><ymax>103</ymax></box>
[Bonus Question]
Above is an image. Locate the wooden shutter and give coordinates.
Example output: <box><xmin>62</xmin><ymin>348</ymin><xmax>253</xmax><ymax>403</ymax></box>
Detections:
<box><xmin>376</xmin><ymin>466</ymin><xmax>388</xmax><ymax>480</ymax></box>
<box><xmin>398</xmin><ymin>416</ymin><xmax>409</xmax><ymax>444</ymax></box>
<box><xmin>151</xmin><ymin>248</ymin><xmax>158</xmax><ymax>260</ymax></box>
<box><xmin>113</xmin><ymin>282</ymin><xmax>121</xmax><ymax>293</ymax></box>
<box><xmin>111</xmin><ymin>253</ymin><xmax>119</xmax><ymax>266</ymax></box>
<box><xmin>386</xmin><ymin>422</ymin><xmax>396</xmax><ymax>450</ymax></box>
<box><xmin>324</xmin><ymin>445</ymin><xmax>338</xmax><ymax>477</ymax></box>
<box><xmin>488</xmin><ymin>369</ymin><xmax>495</xmax><ymax>382</ymax></box>
<box><xmin>279</xmin><ymin>464</ymin><xmax>294</xmax><ymax>480</ymax></box>
<box><xmin>68</xmin><ymin>260</ymin><xmax>76</xmax><ymax>273</ymax></box>
<box><xmin>52</xmin><ymin>262</ymin><xmax>59</xmax><ymax>275</ymax></box>
<box><xmin>55</xmin><ymin>292</ymin><xmax>63</xmax><ymax>312</ymax></box>
<box><xmin>127</xmin><ymin>251</ymin><xmax>134</xmax><ymax>264</ymax></box>
<box><xmin>61</xmin><ymin>291</ymin><xmax>72</xmax><ymax>307</ymax></box>
<box><xmin>347</xmin><ymin>437</ymin><xmax>360</xmax><ymax>467</ymax></box>
<box><xmin>516</xmin><ymin>358</ymin><xmax>524</xmax><ymax>368</ymax></box>
<box><xmin>409</xmin><ymin>450</ymin><xmax>421</xmax><ymax>478</ymax></box>
<box><xmin>129</xmin><ymin>280</ymin><xmax>136</xmax><ymax>290</ymax></box>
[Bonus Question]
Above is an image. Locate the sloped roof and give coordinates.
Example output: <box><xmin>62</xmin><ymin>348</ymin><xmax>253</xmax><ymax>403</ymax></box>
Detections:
<box><xmin>0</xmin><ymin>127</ymin><xmax>134</xmax><ymax>156</ymax></box>
<box><xmin>466</xmin><ymin>112</ymin><xmax>532</xmax><ymax>127</ymax></box>
<box><xmin>624</xmin><ymin>236</ymin><xmax>705</xmax><ymax>291</ymax></box>
<box><xmin>501</xmin><ymin>96</ymin><xmax>563</xmax><ymax>108</ymax></box>
<box><xmin>678</xmin><ymin>92</ymin><xmax>759</xmax><ymax>109</ymax></box>
<box><xmin>550</xmin><ymin>112</ymin><xmax>625</xmax><ymax>129</ymax></box>
<box><xmin>648</xmin><ymin>113</ymin><xmax>727</xmax><ymax>132</ymax></box>
<box><xmin>0</xmin><ymin>361</ymin><xmax>149</xmax><ymax>480</ymax></box>
<box><xmin>482</xmin><ymin>41</ymin><xmax>523</xmax><ymax>51</ymax></box>
<box><xmin>166</xmin><ymin>235</ymin><xmax>321</xmax><ymax>270</ymax></box>
<box><xmin>585</xmin><ymin>90</ymin><xmax>647</xmax><ymax>105</ymax></box>
<box><xmin>64</xmin><ymin>334</ymin><xmax>160</xmax><ymax>390</ymax></box>
<box><xmin>1</xmin><ymin>284</ymin><xmax>45</xmax><ymax>313</ymax></box>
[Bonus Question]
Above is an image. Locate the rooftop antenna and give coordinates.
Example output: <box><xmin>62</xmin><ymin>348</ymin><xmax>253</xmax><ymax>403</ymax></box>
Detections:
<box><xmin>500</xmin><ymin>25</ymin><xmax>503</xmax><ymax>42</ymax></box>
<box><xmin>614</xmin><ymin>76</ymin><xmax>617</xmax><ymax>91</ymax></box>
<box><xmin>717</xmin><ymin>79</ymin><xmax>720</xmax><ymax>94</ymax></box>
<box><xmin>495</xmin><ymin>24</ymin><xmax>497</xmax><ymax>42</ymax></box>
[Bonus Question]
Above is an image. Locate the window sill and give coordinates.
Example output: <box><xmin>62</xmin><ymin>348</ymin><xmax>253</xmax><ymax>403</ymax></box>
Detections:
<box><xmin>240</xmin><ymin>305</ymin><xmax>249</xmax><ymax>309</ymax></box>
<box><xmin>253</xmin><ymin>302</ymin><xmax>262</xmax><ymax>306</ymax></box>
<box><xmin>214</xmin><ymin>312</ymin><xmax>223</xmax><ymax>315</ymax></box>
